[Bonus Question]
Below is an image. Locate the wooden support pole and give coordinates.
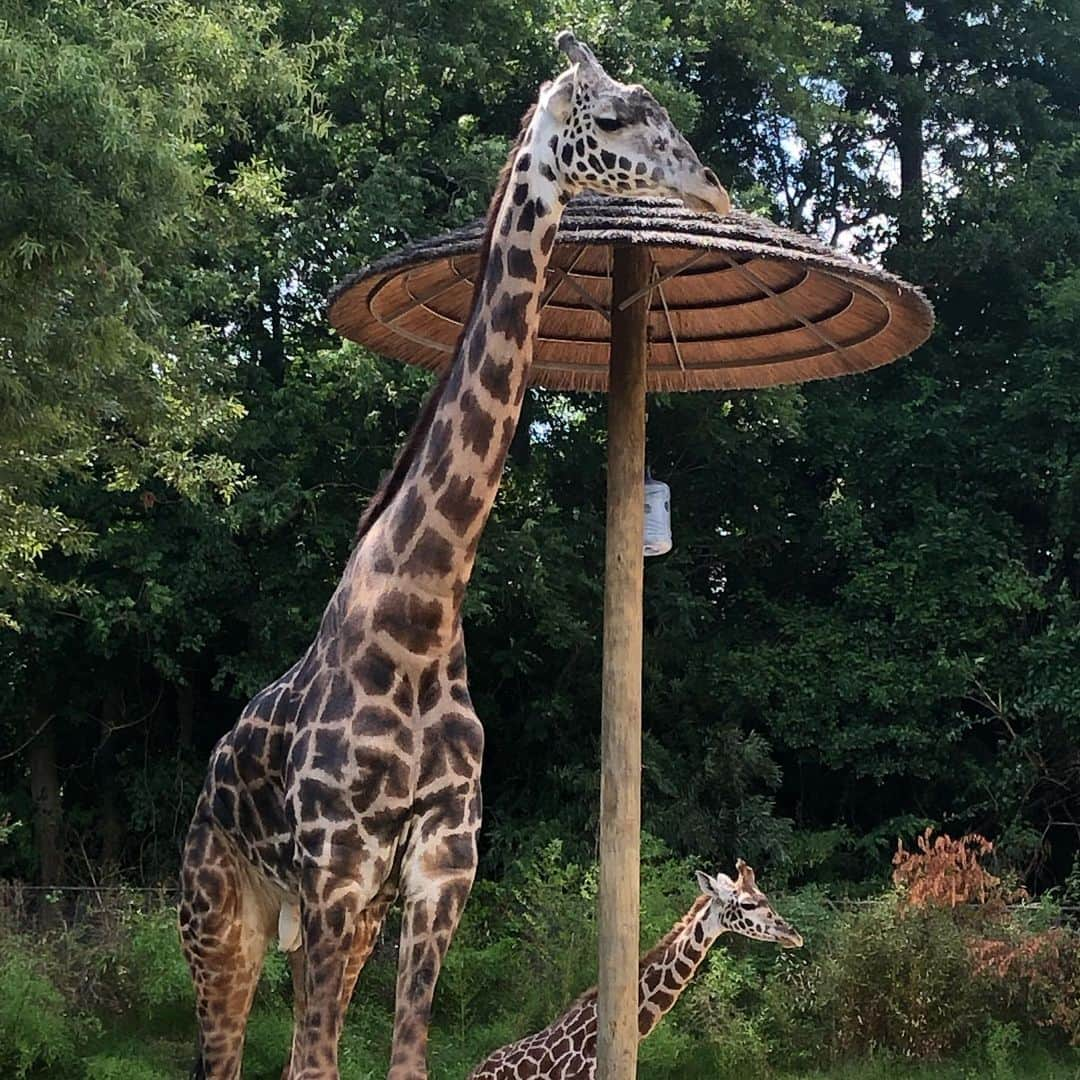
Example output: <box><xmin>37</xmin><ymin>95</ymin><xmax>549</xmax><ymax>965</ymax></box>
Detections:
<box><xmin>597</xmin><ymin>244</ymin><xmax>650</xmax><ymax>1080</ymax></box>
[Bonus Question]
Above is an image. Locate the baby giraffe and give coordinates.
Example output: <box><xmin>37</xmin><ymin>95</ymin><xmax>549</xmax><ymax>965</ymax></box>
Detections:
<box><xmin>469</xmin><ymin>861</ymin><xmax>801</xmax><ymax>1080</ymax></box>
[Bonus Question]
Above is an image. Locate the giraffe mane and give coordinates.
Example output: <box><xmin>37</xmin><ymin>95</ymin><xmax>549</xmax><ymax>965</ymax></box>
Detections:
<box><xmin>353</xmin><ymin>103</ymin><xmax>540</xmax><ymax>545</ymax></box>
<box><xmin>562</xmin><ymin>895</ymin><xmax>711</xmax><ymax>1012</ymax></box>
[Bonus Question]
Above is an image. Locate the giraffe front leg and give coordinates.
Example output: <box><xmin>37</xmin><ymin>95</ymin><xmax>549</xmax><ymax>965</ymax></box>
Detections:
<box><xmin>290</xmin><ymin>868</ymin><xmax>386</xmax><ymax>1080</ymax></box>
<box><xmin>281</xmin><ymin>946</ymin><xmax>306</xmax><ymax>1080</ymax></box>
<box><xmin>282</xmin><ymin>897</ymin><xmax>391</xmax><ymax>1080</ymax></box>
<box><xmin>388</xmin><ymin>785</ymin><xmax>480</xmax><ymax>1080</ymax></box>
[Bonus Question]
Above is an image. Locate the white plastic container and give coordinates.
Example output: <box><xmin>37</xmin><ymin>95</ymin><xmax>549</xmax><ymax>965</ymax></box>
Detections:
<box><xmin>643</xmin><ymin>476</ymin><xmax>672</xmax><ymax>556</ymax></box>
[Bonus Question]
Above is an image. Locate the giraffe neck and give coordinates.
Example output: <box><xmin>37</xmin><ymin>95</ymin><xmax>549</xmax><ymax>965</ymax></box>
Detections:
<box><xmin>357</xmin><ymin>108</ymin><xmax>566</xmax><ymax>625</ymax></box>
<box><xmin>636</xmin><ymin>896</ymin><xmax>721</xmax><ymax>1039</ymax></box>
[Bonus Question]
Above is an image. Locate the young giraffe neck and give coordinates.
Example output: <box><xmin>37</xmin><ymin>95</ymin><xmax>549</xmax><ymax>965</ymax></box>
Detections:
<box><xmin>360</xmin><ymin>108</ymin><xmax>566</xmax><ymax>631</ymax></box>
<box><xmin>636</xmin><ymin>896</ymin><xmax>722</xmax><ymax>1038</ymax></box>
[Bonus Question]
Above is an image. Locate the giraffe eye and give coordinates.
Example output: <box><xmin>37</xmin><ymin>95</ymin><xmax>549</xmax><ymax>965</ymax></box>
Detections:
<box><xmin>596</xmin><ymin>116</ymin><xmax>624</xmax><ymax>132</ymax></box>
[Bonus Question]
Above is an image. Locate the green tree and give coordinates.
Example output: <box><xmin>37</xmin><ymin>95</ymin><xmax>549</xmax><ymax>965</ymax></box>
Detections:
<box><xmin>1</xmin><ymin>0</ymin><xmax>1078</xmax><ymax>897</ymax></box>
<box><xmin>0</xmin><ymin>0</ymin><xmax>321</xmax><ymax>879</ymax></box>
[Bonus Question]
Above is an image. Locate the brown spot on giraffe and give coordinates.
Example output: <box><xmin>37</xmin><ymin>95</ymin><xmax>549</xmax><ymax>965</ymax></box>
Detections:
<box><xmin>402</xmin><ymin>527</ymin><xmax>455</xmax><ymax>578</ymax></box>
<box><xmin>483</xmin><ymin>247</ymin><xmax>505</xmax><ymax>306</ymax></box>
<box><xmin>391</xmin><ymin>487</ymin><xmax>427</xmax><ymax>554</ymax></box>
<box><xmin>372</xmin><ymin>589</ymin><xmax>446</xmax><ymax>654</ymax></box>
<box><xmin>392</xmin><ymin>674</ymin><xmax>414</xmax><ymax>714</ymax></box>
<box><xmin>489</xmin><ymin>290</ymin><xmax>532</xmax><ymax>349</ymax></box>
<box><xmin>435</xmin><ymin>474</ymin><xmax>485</xmax><ymax>536</ymax></box>
<box><xmin>459</xmin><ymin>390</ymin><xmax>496</xmax><ymax>456</ymax></box>
<box><xmin>506</xmin><ymin>246</ymin><xmax>537</xmax><ymax>281</ymax></box>
<box><xmin>352</xmin><ymin>644</ymin><xmax>395</xmax><ymax>696</ymax></box>
<box><xmin>517</xmin><ymin>200</ymin><xmax>537</xmax><ymax>234</ymax></box>
<box><xmin>480</xmin><ymin>353</ymin><xmax>514</xmax><ymax>405</ymax></box>
<box><xmin>424</xmin><ymin>417</ymin><xmax>454</xmax><ymax>483</ymax></box>
<box><xmin>416</xmin><ymin>661</ymin><xmax>441</xmax><ymax>716</ymax></box>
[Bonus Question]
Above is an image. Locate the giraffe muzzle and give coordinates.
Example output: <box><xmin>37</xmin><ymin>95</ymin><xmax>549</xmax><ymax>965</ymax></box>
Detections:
<box><xmin>776</xmin><ymin>922</ymin><xmax>804</xmax><ymax>949</ymax></box>
<box><xmin>681</xmin><ymin>167</ymin><xmax>732</xmax><ymax>215</ymax></box>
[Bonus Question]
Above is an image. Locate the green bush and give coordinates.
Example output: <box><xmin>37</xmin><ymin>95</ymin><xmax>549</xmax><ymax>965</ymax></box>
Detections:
<box><xmin>765</xmin><ymin>896</ymin><xmax>994</xmax><ymax>1065</ymax></box>
<box><xmin>120</xmin><ymin>908</ymin><xmax>194</xmax><ymax>1022</ymax></box>
<box><xmin>83</xmin><ymin>1054</ymin><xmax>172</xmax><ymax>1080</ymax></box>
<box><xmin>980</xmin><ymin>1019</ymin><xmax>1022</xmax><ymax>1080</ymax></box>
<box><xmin>259</xmin><ymin>945</ymin><xmax>291</xmax><ymax>1004</ymax></box>
<box><xmin>0</xmin><ymin>944</ymin><xmax>88</xmax><ymax>1077</ymax></box>
<box><xmin>4</xmin><ymin>846</ymin><xmax>1080</xmax><ymax>1079</ymax></box>
<box><xmin>638</xmin><ymin>1015</ymin><xmax>702</xmax><ymax>1078</ymax></box>
<box><xmin>243</xmin><ymin>1007</ymin><xmax>296</xmax><ymax>1080</ymax></box>
<box><xmin>676</xmin><ymin>946</ymin><xmax>773</xmax><ymax>1078</ymax></box>
<box><xmin>503</xmin><ymin>837</ymin><xmax>599</xmax><ymax>1023</ymax></box>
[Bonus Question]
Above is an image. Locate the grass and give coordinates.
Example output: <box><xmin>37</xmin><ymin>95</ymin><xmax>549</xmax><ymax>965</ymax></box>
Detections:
<box><xmin>70</xmin><ymin>1002</ymin><xmax>1080</xmax><ymax>1080</ymax></box>
<box><xmin>780</xmin><ymin>1042</ymin><xmax>1080</xmax><ymax>1080</ymax></box>
<box><xmin>6</xmin><ymin>842</ymin><xmax>1080</xmax><ymax>1079</ymax></box>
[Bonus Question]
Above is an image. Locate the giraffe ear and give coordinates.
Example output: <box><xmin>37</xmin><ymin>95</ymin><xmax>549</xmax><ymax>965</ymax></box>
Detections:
<box><xmin>695</xmin><ymin>870</ymin><xmax>715</xmax><ymax>896</ymax></box>
<box><xmin>696</xmin><ymin>870</ymin><xmax>736</xmax><ymax>899</ymax></box>
<box><xmin>713</xmin><ymin>872</ymin><xmax>737</xmax><ymax>895</ymax></box>
<box><xmin>555</xmin><ymin>31</ymin><xmax>609</xmax><ymax>91</ymax></box>
<box><xmin>542</xmin><ymin>73</ymin><xmax>575</xmax><ymax>123</ymax></box>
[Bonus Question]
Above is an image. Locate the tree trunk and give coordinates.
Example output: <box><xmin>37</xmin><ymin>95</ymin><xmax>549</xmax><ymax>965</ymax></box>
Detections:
<box><xmin>890</xmin><ymin>0</ymin><xmax>925</xmax><ymax>251</ymax></box>
<box><xmin>99</xmin><ymin>688</ymin><xmax>123</xmax><ymax>871</ymax></box>
<box><xmin>29</xmin><ymin>716</ymin><xmax>63</xmax><ymax>885</ymax></box>
<box><xmin>177</xmin><ymin>678</ymin><xmax>195</xmax><ymax>750</ymax></box>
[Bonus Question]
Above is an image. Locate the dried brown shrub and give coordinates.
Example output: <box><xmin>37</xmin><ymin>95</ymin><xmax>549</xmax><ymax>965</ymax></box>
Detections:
<box><xmin>971</xmin><ymin>928</ymin><xmax>1080</xmax><ymax>1044</ymax></box>
<box><xmin>892</xmin><ymin>830</ymin><xmax>1080</xmax><ymax>1044</ymax></box>
<box><xmin>892</xmin><ymin>828</ymin><xmax>1023</xmax><ymax>911</ymax></box>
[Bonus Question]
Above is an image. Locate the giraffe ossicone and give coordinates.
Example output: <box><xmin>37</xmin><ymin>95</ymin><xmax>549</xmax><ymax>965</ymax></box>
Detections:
<box><xmin>179</xmin><ymin>31</ymin><xmax>729</xmax><ymax>1080</ymax></box>
<box><xmin>468</xmin><ymin>862</ymin><xmax>802</xmax><ymax>1080</ymax></box>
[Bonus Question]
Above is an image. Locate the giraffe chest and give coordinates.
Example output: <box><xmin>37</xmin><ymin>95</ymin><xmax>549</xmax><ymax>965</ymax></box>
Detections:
<box><xmin>201</xmin><ymin>674</ymin><xmax>299</xmax><ymax>888</ymax></box>
<box><xmin>278</xmin><ymin>706</ymin><xmax>480</xmax><ymax>893</ymax></box>
<box><xmin>203</xmin><ymin>608</ymin><xmax>482</xmax><ymax>886</ymax></box>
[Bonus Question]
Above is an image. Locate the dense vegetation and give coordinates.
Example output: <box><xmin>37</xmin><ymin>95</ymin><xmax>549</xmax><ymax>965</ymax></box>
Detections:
<box><xmin>4</xmin><ymin>836</ymin><xmax>1080</xmax><ymax>1079</ymax></box>
<box><xmin>1</xmin><ymin>0</ymin><xmax>1079</xmax><ymax>1072</ymax></box>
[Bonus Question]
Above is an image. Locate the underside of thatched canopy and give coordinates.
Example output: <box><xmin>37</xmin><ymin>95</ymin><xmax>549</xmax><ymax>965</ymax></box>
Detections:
<box><xmin>329</xmin><ymin>196</ymin><xmax>934</xmax><ymax>393</ymax></box>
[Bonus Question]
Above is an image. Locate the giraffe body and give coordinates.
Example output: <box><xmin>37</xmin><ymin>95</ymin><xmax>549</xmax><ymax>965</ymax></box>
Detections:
<box><xmin>468</xmin><ymin>863</ymin><xmax>801</xmax><ymax>1080</ymax></box>
<box><xmin>179</xmin><ymin>32</ymin><xmax>729</xmax><ymax>1080</ymax></box>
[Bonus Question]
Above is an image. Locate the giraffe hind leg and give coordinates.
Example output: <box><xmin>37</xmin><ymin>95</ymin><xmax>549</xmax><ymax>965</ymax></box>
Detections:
<box><xmin>387</xmin><ymin>810</ymin><xmax>479</xmax><ymax>1078</ymax></box>
<box><xmin>179</xmin><ymin>818</ymin><xmax>276</xmax><ymax>1080</ymax></box>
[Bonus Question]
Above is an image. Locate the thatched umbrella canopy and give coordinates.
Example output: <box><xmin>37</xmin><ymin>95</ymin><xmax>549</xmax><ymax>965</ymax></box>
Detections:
<box><xmin>329</xmin><ymin>195</ymin><xmax>933</xmax><ymax>1080</ymax></box>
<box><xmin>329</xmin><ymin>194</ymin><xmax>933</xmax><ymax>392</ymax></box>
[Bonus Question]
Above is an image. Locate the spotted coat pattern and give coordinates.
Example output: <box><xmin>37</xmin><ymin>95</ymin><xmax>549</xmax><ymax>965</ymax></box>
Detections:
<box><xmin>178</xmin><ymin>32</ymin><xmax>730</xmax><ymax>1080</ymax></box>
<box><xmin>468</xmin><ymin>863</ymin><xmax>802</xmax><ymax>1080</ymax></box>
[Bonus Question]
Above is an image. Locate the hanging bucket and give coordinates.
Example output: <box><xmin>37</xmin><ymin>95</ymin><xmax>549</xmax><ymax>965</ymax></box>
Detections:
<box><xmin>643</xmin><ymin>476</ymin><xmax>672</xmax><ymax>557</ymax></box>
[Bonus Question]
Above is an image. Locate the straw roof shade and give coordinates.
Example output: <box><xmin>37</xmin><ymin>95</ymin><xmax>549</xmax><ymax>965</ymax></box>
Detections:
<box><xmin>328</xmin><ymin>195</ymin><xmax>934</xmax><ymax>393</ymax></box>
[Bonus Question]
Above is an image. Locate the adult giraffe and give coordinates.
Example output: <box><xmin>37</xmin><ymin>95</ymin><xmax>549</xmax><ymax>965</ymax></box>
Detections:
<box><xmin>179</xmin><ymin>31</ymin><xmax>730</xmax><ymax>1080</ymax></box>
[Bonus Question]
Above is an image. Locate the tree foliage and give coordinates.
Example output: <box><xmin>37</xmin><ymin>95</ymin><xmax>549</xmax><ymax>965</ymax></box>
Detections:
<box><xmin>0</xmin><ymin>0</ymin><xmax>1078</xmax><ymax>895</ymax></box>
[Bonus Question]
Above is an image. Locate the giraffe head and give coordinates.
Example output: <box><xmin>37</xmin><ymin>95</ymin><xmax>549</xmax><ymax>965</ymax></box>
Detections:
<box><xmin>695</xmin><ymin>859</ymin><xmax>803</xmax><ymax>948</ymax></box>
<box><xmin>538</xmin><ymin>31</ymin><xmax>731</xmax><ymax>215</ymax></box>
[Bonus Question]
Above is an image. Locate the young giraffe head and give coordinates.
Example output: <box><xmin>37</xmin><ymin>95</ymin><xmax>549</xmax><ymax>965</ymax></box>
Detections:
<box><xmin>540</xmin><ymin>31</ymin><xmax>731</xmax><ymax>214</ymax></box>
<box><xmin>696</xmin><ymin>859</ymin><xmax>803</xmax><ymax>948</ymax></box>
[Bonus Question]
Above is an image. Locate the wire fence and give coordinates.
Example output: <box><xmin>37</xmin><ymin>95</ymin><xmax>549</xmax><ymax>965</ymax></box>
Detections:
<box><xmin>0</xmin><ymin>881</ymin><xmax>176</xmax><ymax>933</ymax></box>
<box><xmin>5</xmin><ymin>882</ymin><xmax>1080</xmax><ymax>934</ymax></box>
